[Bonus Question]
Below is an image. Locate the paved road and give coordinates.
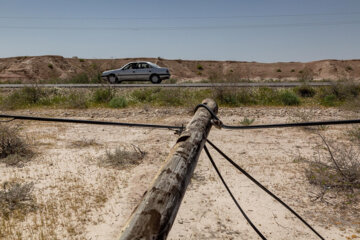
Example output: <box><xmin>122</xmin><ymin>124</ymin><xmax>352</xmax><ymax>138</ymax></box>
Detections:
<box><xmin>0</xmin><ymin>82</ymin><xmax>333</xmax><ymax>88</ymax></box>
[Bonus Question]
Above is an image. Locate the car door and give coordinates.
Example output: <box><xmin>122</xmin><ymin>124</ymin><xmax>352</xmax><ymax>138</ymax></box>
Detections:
<box><xmin>135</xmin><ymin>63</ymin><xmax>151</xmax><ymax>81</ymax></box>
<box><xmin>118</xmin><ymin>63</ymin><xmax>137</xmax><ymax>81</ymax></box>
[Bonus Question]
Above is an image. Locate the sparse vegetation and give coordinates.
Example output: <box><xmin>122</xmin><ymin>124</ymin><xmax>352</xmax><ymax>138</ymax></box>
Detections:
<box><xmin>346</xmin><ymin>66</ymin><xmax>353</xmax><ymax>71</ymax></box>
<box><xmin>109</xmin><ymin>96</ymin><xmax>128</xmax><ymax>108</ymax></box>
<box><xmin>69</xmin><ymin>138</ymin><xmax>101</xmax><ymax>148</ymax></box>
<box><xmin>348</xmin><ymin>127</ymin><xmax>360</xmax><ymax>142</ymax></box>
<box><xmin>0</xmin><ymin>181</ymin><xmax>36</xmax><ymax>219</ymax></box>
<box><xmin>0</xmin><ymin>84</ymin><xmax>359</xmax><ymax>110</ymax></box>
<box><xmin>47</xmin><ymin>64</ymin><xmax>53</xmax><ymax>69</ymax></box>
<box><xmin>291</xmin><ymin>69</ymin><xmax>295</xmax><ymax>72</ymax></box>
<box><xmin>92</xmin><ymin>88</ymin><xmax>113</xmax><ymax>103</ymax></box>
<box><xmin>197</xmin><ymin>64</ymin><xmax>204</xmax><ymax>71</ymax></box>
<box><xmin>306</xmin><ymin>134</ymin><xmax>360</xmax><ymax>196</ymax></box>
<box><xmin>298</xmin><ymin>68</ymin><xmax>314</xmax><ymax>82</ymax></box>
<box><xmin>0</xmin><ymin>87</ymin><xmax>48</xmax><ymax>110</ymax></box>
<box><xmin>240</xmin><ymin>117</ymin><xmax>255</xmax><ymax>126</ymax></box>
<box><xmin>99</xmin><ymin>145</ymin><xmax>145</xmax><ymax>169</ymax></box>
<box><xmin>276</xmin><ymin>68</ymin><xmax>282</xmax><ymax>73</ymax></box>
<box><xmin>295</xmin><ymin>85</ymin><xmax>316</xmax><ymax>98</ymax></box>
<box><xmin>65</xmin><ymin>92</ymin><xmax>88</xmax><ymax>109</ymax></box>
<box><xmin>79</xmin><ymin>59</ymin><xmax>85</xmax><ymax>63</ymax></box>
<box><xmin>0</xmin><ymin>125</ymin><xmax>33</xmax><ymax>166</ymax></box>
<box><xmin>279</xmin><ymin>90</ymin><xmax>300</xmax><ymax>106</ymax></box>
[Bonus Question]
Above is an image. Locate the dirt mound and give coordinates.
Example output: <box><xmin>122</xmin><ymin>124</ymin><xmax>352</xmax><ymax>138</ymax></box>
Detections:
<box><xmin>0</xmin><ymin>55</ymin><xmax>359</xmax><ymax>83</ymax></box>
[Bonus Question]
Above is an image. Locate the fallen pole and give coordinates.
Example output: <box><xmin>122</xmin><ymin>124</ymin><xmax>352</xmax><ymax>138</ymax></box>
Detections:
<box><xmin>118</xmin><ymin>98</ymin><xmax>218</xmax><ymax>240</ymax></box>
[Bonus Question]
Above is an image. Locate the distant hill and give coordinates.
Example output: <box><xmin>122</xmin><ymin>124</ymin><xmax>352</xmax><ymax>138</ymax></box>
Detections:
<box><xmin>0</xmin><ymin>55</ymin><xmax>359</xmax><ymax>83</ymax></box>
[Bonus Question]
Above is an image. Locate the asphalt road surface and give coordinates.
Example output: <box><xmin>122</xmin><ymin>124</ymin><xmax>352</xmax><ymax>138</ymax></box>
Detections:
<box><xmin>0</xmin><ymin>82</ymin><xmax>333</xmax><ymax>88</ymax></box>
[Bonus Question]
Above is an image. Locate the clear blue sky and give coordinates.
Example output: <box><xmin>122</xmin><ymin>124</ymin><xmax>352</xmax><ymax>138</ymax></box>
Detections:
<box><xmin>1</xmin><ymin>0</ymin><xmax>359</xmax><ymax>62</ymax></box>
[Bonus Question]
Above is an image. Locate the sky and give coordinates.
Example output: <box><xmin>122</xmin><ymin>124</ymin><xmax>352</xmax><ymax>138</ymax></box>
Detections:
<box><xmin>0</xmin><ymin>0</ymin><xmax>360</xmax><ymax>62</ymax></box>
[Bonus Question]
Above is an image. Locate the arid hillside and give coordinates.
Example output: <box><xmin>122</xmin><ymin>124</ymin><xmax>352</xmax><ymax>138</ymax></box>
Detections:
<box><xmin>0</xmin><ymin>55</ymin><xmax>359</xmax><ymax>83</ymax></box>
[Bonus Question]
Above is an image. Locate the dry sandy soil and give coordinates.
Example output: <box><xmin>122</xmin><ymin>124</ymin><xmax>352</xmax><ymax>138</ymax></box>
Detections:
<box><xmin>0</xmin><ymin>107</ymin><xmax>359</xmax><ymax>240</ymax></box>
<box><xmin>0</xmin><ymin>55</ymin><xmax>359</xmax><ymax>83</ymax></box>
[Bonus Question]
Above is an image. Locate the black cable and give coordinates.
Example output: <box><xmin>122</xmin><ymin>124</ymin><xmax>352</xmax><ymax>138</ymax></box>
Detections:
<box><xmin>206</xmin><ymin>139</ymin><xmax>325</xmax><ymax>240</ymax></box>
<box><xmin>223</xmin><ymin>119</ymin><xmax>360</xmax><ymax>130</ymax></box>
<box><xmin>204</xmin><ymin>145</ymin><xmax>267</xmax><ymax>240</ymax></box>
<box><xmin>195</xmin><ymin>103</ymin><xmax>360</xmax><ymax>130</ymax></box>
<box><xmin>0</xmin><ymin>114</ymin><xmax>184</xmax><ymax>131</ymax></box>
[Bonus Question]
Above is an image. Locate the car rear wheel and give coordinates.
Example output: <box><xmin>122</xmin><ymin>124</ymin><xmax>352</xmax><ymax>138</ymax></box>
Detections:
<box><xmin>108</xmin><ymin>75</ymin><xmax>118</xmax><ymax>84</ymax></box>
<box><xmin>150</xmin><ymin>74</ymin><xmax>161</xmax><ymax>84</ymax></box>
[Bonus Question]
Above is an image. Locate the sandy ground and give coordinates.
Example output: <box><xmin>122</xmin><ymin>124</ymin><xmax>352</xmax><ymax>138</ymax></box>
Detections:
<box><xmin>0</xmin><ymin>107</ymin><xmax>359</xmax><ymax>240</ymax></box>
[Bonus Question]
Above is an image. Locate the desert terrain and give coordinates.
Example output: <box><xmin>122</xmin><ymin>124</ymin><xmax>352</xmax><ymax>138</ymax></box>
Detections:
<box><xmin>0</xmin><ymin>106</ymin><xmax>359</xmax><ymax>240</ymax></box>
<box><xmin>0</xmin><ymin>56</ymin><xmax>359</xmax><ymax>83</ymax></box>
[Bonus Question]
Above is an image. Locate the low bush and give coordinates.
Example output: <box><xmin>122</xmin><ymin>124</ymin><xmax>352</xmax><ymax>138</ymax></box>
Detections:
<box><xmin>65</xmin><ymin>92</ymin><xmax>88</xmax><ymax>109</ymax></box>
<box><xmin>320</xmin><ymin>94</ymin><xmax>337</xmax><ymax>106</ymax></box>
<box><xmin>1</xmin><ymin>87</ymin><xmax>48</xmax><ymax>109</ymax></box>
<box><xmin>0</xmin><ymin>126</ymin><xmax>32</xmax><ymax>161</ymax></box>
<box><xmin>109</xmin><ymin>96</ymin><xmax>128</xmax><ymax>108</ymax></box>
<box><xmin>213</xmin><ymin>88</ymin><xmax>256</xmax><ymax>106</ymax></box>
<box><xmin>279</xmin><ymin>91</ymin><xmax>300</xmax><ymax>106</ymax></box>
<box><xmin>306</xmin><ymin>135</ymin><xmax>360</xmax><ymax>192</ymax></box>
<box><xmin>295</xmin><ymin>85</ymin><xmax>316</xmax><ymax>98</ymax></box>
<box><xmin>92</xmin><ymin>88</ymin><xmax>113</xmax><ymax>103</ymax></box>
<box><xmin>99</xmin><ymin>145</ymin><xmax>145</xmax><ymax>169</ymax></box>
<box><xmin>0</xmin><ymin>181</ymin><xmax>36</xmax><ymax>219</ymax></box>
<box><xmin>240</xmin><ymin>117</ymin><xmax>255</xmax><ymax>126</ymax></box>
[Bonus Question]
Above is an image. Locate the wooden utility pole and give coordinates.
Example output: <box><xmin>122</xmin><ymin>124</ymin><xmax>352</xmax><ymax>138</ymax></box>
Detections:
<box><xmin>119</xmin><ymin>98</ymin><xmax>218</xmax><ymax>240</ymax></box>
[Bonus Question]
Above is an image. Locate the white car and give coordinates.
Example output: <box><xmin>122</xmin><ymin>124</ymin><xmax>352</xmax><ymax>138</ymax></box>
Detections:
<box><xmin>101</xmin><ymin>61</ymin><xmax>170</xmax><ymax>84</ymax></box>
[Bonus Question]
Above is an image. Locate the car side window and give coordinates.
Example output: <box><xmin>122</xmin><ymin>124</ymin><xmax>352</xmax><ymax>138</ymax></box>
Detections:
<box><xmin>123</xmin><ymin>64</ymin><xmax>131</xmax><ymax>70</ymax></box>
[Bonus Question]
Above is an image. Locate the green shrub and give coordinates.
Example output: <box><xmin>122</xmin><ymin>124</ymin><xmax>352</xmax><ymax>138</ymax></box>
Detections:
<box><xmin>48</xmin><ymin>64</ymin><xmax>53</xmax><ymax>69</ymax></box>
<box><xmin>240</xmin><ymin>117</ymin><xmax>255</xmax><ymax>126</ymax></box>
<box><xmin>65</xmin><ymin>93</ymin><xmax>88</xmax><ymax>109</ymax></box>
<box><xmin>346</xmin><ymin>66</ymin><xmax>353</xmax><ymax>71</ymax></box>
<box><xmin>256</xmin><ymin>88</ymin><xmax>280</xmax><ymax>105</ymax></box>
<box><xmin>1</xmin><ymin>87</ymin><xmax>47</xmax><ymax>109</ymax></box>
<box><xmin>279</xmin><ymin>91</ymin><xmax>300</xmax><ymax>106</ymax></box>
<box><xmin>92</xmin><ymin>88</ymin><xmax>113</xmax><ymax>103</ymax></box>
<box><xmin>213</xmin><ymin>88</ymin><xmax>256</xmax><ymax>107</ymax></box>
<box><xmin>321</xmin><ymin>94</ymin><xmax>337</xmax><ymax>106</ymax></box>
<box><xmin>109</xmin><ymin>96</ymin><xmax>128</xmax><ymax>108</ymax></box>
<box><xmin>79</xmin><ymin>59</ymin><xmax>85</xmax><ymax>62</ymax></box>
<box><xmin>291</xmin><ymin>69</ymin><xmax>295</xmax><ymax>73</ymax></box>
<box><xmin>276</xmin><ymin>69</ymin><xmax>282</xmax><ymax>73</ymax></box>
<box><xmin>67</xmin><ymin>73</ymin><xmax>90</xmax><ymax>84</ymax></box>
<box><xmin>197</xmin><ymin>64</ymin><xmax>204</xmax><ymax>71</ymax></box>
<box><xmin>295</xmin><ymin>85</ymin><xmax>316</xmax><ymax>98</ymax></box>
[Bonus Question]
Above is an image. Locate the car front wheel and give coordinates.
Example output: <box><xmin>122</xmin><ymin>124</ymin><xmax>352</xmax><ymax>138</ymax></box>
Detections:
<box><xmin>150</xmin><ymin>74</ymin><xmax>161</xmax><ymax>84</ymax></box>
<box><xmin>108</xmin><ymin>75</ymin><xmax>118</xmax><ymax>84</ymax></box>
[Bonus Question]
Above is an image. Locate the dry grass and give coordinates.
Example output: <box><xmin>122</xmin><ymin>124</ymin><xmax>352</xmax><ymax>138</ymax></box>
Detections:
<box><xmin>68</xmin><ymin>138</ymin><xmax>102</xmax><ymax>148</ymax></box>
<box><xmin>348</xmin><ymin>127</ymin><xmax>360</xmax><ymax>142</ymax></box>
<box><xmin>0</xmin><ymin>181</ymin><xmax>36</xmax><ymax>220</ymax></box>
<box><xmin>99</xmin><ymin>145</ymin><xmax>145</xmax><ymax>170</ymax></box>
<box><xmin>0</xmin><ymin>125</ymin><xmax>33</xmax><ymax>167</ymax></box>
<box><xmin>306</xmin><ymin>134</ymin><xmax>360</xmax><ymax>199</ymax></box>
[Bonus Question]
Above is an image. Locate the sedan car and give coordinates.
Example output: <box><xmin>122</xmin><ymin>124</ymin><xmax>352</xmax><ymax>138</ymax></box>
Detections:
<box><xmin>101</xmin><ymin>61</ymin><xmax>170</xmax><ymax>84</ymax></box>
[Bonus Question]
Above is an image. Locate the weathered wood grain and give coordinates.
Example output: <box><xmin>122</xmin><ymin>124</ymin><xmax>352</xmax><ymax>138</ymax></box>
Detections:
<box><xmin>118</xmin><ymin>98</ymin><xmax>218</xmax><ymax>240</ymax></box>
